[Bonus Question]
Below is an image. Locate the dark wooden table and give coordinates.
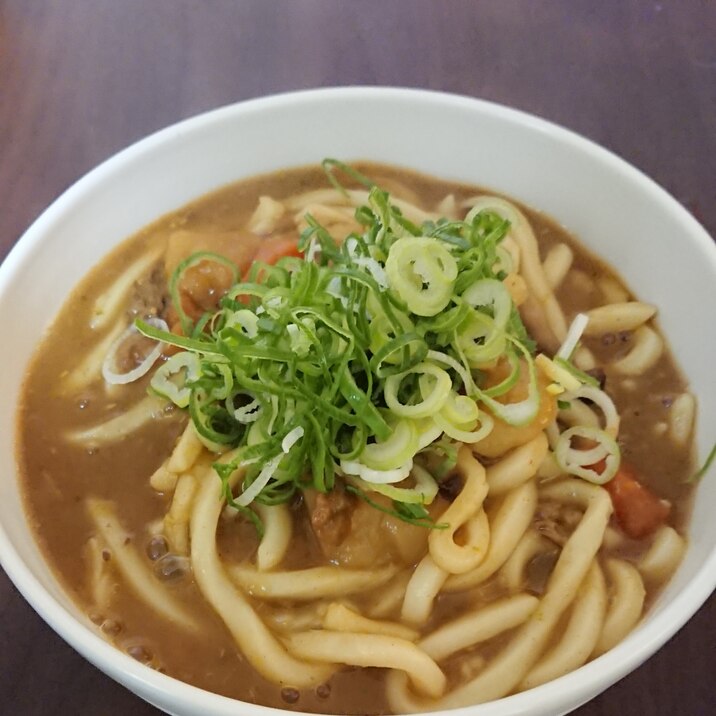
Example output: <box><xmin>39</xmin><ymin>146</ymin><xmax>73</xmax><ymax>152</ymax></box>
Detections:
<box><xmin>1</xmin><ymin>2</ymin><xmax>714</xmax><ymax>714</ymax></box>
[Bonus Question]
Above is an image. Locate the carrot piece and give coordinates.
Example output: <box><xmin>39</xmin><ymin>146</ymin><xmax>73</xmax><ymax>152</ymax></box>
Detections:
<box><xmin>251</xmin><ymin>236</ymin><xmax>302</xmax><ymax>266</ymax></box>
<box><xmin>604</xmin><ymin>462</ymin><xmax>671</xmax><ymax>539</ymax></box>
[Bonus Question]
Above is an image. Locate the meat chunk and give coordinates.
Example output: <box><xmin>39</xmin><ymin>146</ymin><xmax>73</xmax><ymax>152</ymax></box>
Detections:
<box><xmin>127</xmin><ymin>264</ymin><xmax>167</xmax><ymax>320</ymax></box>
<box><xmin>307</xmin><ymin>489</ymin><xmax>354</xmax><ymax>548</ymax></box>
<box><xmin>534</xmin><ymin>501</ymin><xmax>584</xmax><ymax>547</ymax></box>
<box><xmin>303</xmin><ymin>486</ymin><xmax>431</xmax><ymax>568</ymax></box>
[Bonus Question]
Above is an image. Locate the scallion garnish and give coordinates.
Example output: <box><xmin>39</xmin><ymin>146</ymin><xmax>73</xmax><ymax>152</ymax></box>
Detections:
<box><xmin>689</xmin><ymin>441</ymin><xmax>716</xmax><ymax>483</ymax></box>
<box><xmin>136</xmin><ymin>164</ymin><xmax>538</xmax><ymax>529</ymax></box>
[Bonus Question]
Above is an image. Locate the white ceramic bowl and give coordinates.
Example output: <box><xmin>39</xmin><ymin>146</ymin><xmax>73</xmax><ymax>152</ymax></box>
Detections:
<box><xmin>1</xmin><ymin>88</ymin><xmax>714</xmax><ymax>716</ymax></box>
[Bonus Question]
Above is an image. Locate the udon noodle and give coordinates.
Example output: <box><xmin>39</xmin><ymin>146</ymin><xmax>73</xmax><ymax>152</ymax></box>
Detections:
<box><xmin>18</xmin><ymin>162</ymin><xmax>698</xmax><ymax>714</ymax></box>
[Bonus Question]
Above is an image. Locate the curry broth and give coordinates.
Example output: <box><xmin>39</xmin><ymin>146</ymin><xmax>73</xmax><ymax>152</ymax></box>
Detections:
<box><xmin>17</xmin><ymin>163</ymin><xmax>694</xmax><ymax>714</ymax></box>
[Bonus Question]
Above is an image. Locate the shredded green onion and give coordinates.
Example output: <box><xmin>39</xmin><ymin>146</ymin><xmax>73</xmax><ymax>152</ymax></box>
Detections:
<box><xmin>689</xmin><ymin>441</ymin><xmax>716</xmax><ymax>483</ymax></box>
<box><xmin>136</xmin><ymin>164</ymin><xmax>542</xmax><ymax>527</ymax></box>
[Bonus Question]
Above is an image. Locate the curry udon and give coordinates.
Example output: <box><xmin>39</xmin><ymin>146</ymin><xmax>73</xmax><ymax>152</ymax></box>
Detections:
<box><xmin>17</xmin><ymin>163</ymin><xmax>696</xmax><ymax>714</ymax></box>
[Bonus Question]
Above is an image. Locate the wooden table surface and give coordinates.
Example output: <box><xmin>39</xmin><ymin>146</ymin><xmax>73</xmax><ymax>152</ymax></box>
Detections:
<box><xmin>1</xmin><ymin>2</ymin><xmax>714</xmax><ymax>714</ymax></box>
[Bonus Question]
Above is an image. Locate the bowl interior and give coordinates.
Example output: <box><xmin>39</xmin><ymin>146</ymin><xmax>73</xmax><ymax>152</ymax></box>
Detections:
<box><xmin>1</xmin><ymin>88</ymin><xmax>715</xmax><ymax>716</ymax></box>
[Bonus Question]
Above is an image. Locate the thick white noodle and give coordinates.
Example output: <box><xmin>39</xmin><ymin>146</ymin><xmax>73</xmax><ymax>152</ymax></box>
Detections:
<box><xmin>428</xmin><ymin>446</ymin><xmax>490</xmax><ymax>574</ymax></box>
<box><xmin>66</xmin><ymin>395</ymin><xmax>173</xmax><ymax>445</ymax></box>
<box><xmin>521</xmin><ymin>561</ymin><xmax>607</xmax><ymax>689</ymax></box>
<box><xmin>445</xmin><ymin>480</ymin><xmax>538</xmax><ymax>592</ymax></box>
<box><xmin>593</xmin><ymin>559</ymin><xmax>645</xmax><ymax>656</ymax></box>
<box><xmin>638</xmin><ymin>525</ymin><xmax>686</xmax><ymax>583</ymax></box>
<box><xmin>190</xmin><ymin>465</ymin><xmax>332</xmax><ymax>687</ymax></box>
<box><xmin>228</xmin><ymin>563</ymin><xmax>397</xmax><ymax>601</ymax></box>
<box><xmin>499</xmin><ymin>530</ymin><xmax>556</xmax><ymax>593</ymax></box>
<box><xmin>583</xmin><ymin>301</ymin><xmax>656</xmax><ymax>336</ymax></box>
<box><xmin>324</xmin><ymin>602</ymin><xmax>419</xmax><ymax>641</ymax></box>
<box><xmin>167</xmin><ymin>423</ymin><xmax>204</xmax><ymax>473</ymax></box>
<box><xmin>248</xmin><ymin>196</ymin><xmax>285</xmax><ymax>235</ymax></box>
<box><xmin>466</xmin><ymin>196</ymin><xmax>567</xmax><ymax>344</ymax></box>
<box><xmin>90</xmin><ymin>246</ymin><xmax>163</xmax><ymax>330</ymax></box>
<box><xmin>254</xmin><ymin>503</ymin><xmax>292</xmax><ymax>571</ymax></box>
<box><xmin>401</xmin><ymin>554</ymin><xmax>449</xmax><ymax>625</ymax></box>
<box><xmin>485</xmin><ymin>434</ymin><xmax>548</xmax><ymax>497</ymax></box>
<box><xmin>284</xmin><ymin>630</ymin><xmax>446</xmax><ymax>698</ymax></box>
<box><xmin>612</xmin><ymin>325</ymin><xmax>664</xmax><ymax>375</ymax></box>
<box><xmin>61</xmin><ymin>320</ymin><xmax>126</xmax><ymax>393</ymax></box>
<box><xmin>418</xmin><ymin>594</ymin><xmax>539</xmax><ymax>662</ymax></box>
<box><xmin>542</xmin><ymin>243</ymin><xmax>574</xmax><ymax>290</ymax></box>
<box><xmin>86</xmin><ymin>498</ymin><xmax>198</xmax><ymax>631</ymax></box>
<box><xmin>365</xmin><ymin>570</ymin><xmax>413</xmax><ymax>619</ymax></box>
<box><xmin>387</xmin><ymin>480</ymin><xmax>612</xmax><ymax>710</ymax></box>
<box><xmin>163</xmin><ymin>473</ymin><xmax>197</xmax><ymax>555</ymax></box>
<box><xmin>84</xmin><ymin>535</ymin><xmax>113</xmax><ymax>613</ymax></box>
<box><xmin>669</xmin><ymin>392</ymin><xmax>696</xmax><ymax>447</ymax></box>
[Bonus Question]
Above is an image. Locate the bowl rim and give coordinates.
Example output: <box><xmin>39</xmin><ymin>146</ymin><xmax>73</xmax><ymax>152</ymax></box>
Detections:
<box><xmin>1</xmin><ymin>85</ymin><xmax>715</xmax><ymax>716</ymax></box>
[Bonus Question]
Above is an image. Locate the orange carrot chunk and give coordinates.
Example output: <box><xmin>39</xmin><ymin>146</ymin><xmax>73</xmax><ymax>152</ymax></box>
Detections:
<box><xmin>604</xmin><ymin>463</ymin><xmax>671</xmax><ymax>539</ymax></box>
<box><xmin>249</xmin><ymin>236</ymin><xmax>302</xmax><ymax>270</ymax></box>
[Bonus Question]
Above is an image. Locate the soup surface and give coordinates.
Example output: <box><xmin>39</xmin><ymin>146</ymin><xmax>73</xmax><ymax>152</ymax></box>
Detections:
<box><xmin>18</xmin><ymin>163</ymin><xmax>695</xmax><ymax>714</ymax></box>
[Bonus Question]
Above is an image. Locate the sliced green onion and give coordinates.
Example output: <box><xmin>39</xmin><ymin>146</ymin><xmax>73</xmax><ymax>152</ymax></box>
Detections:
<box><xmin>359</xmin><ymin>418</ymin><xmax>418</xmax><ymax>471</ymax></box>
<box><xmin>556</xmin><ymin>313</ymin><xmax>590</xmax><ymax>361</ymax></box>
<box><xmin>481</xmin><ymin>348</ymin><xmax>521</xmax><ymax>398</ymax></box>
<box><xmin>102</xmin><ymin>317</ymin><xmax>168</xmax><ymax>385</ymax></box>
<box><xmin>461</xmin><ymin>278</ymin><xmax>512</xmax><ymax>328</ymax></box>
<box><xmin>150</xmin><ymin>352</ymin><xmax>202</xmax><ymax>408</ymax></box>
<box><xmin>349</xmin><ymin>464</ymin><xmax>438</xmax><ymax>505</ymax></box>
<box><xmin>562</xmin><ymin>385</ymin><xmax>620</xmax><ymax>438</ymax></box>
<box><xmin>340</xmin><ymin>459</ymin><xmax>413</xmax><ymax>485</ymax></box>
<box><xmin>456</xmin><ymin>312</ymin><xmax>507</xmax><ymax>367</ymax></box>
<box><xmin>553</xmin><ymin>356</ymin><xmax>599</xmax><ymax>387</ymax></box>
<box><xmin>689</xmin><ymin>441</ymin><xmax>716</xmax><ymax>483</ymax></box>
<box><xmin>137</xmin><ymin>163</ymin><xmax>540</xmax><ymax>520</ymax></box>
<box><xmin>554</xmin><ymin>425</ymin><xmax>621</xmax><ymax>484</ymax></box>
<box><xmin>384</xmin><ymin>363</ymin><xmax>452</xmax><ymax>419</ymax></box>
<box><xmin>434</xmin><ymin>410</ymin><xmax>494</xmax><ymax>444</ymax></box>
<box><xmin>476</xmin><ymin>341</ymin><xmax>540</xmax><ymax>426</ymax></box>
<box><xmin>385</xmin><ymin>236</ymin><xmax>458</xmax><ymax>316</ymax></box>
